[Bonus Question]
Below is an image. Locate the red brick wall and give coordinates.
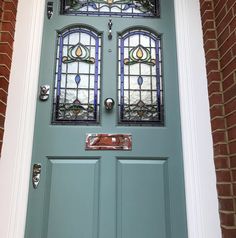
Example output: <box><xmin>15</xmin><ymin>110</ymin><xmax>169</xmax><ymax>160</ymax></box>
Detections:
<box><xmin>200</xmin><ymin>0</ymin><xmax>236</xmax><ymax>237</ymax></box>
<box><xmin>0</xmin><ymin>0</ymin><xmax>18</xmax><ymax>155</ymax></box>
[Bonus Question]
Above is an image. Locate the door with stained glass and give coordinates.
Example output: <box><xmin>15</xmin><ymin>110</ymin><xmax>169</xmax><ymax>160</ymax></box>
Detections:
<box><xmin>25</xmin><ymin>0</ymin><xmax>188</xmax><ymax>237</ymax></box>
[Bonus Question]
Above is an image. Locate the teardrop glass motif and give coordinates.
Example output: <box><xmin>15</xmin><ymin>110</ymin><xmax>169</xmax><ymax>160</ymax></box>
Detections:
<box><xmin>75</xmin><ymin>74</ymin><xmax>81</xmax><ymax>85</ymax></box>
<box><xmin>76</xmin><ymin>46</ymin><xmax>82</xmax><ymax>57</ymax></box>
<box><xmin>136</xmin><ymin>47</ymin><xmax>143</xmax><ymax>59</ymax></box>
<box><xmin>137</xmin><ymin>76</ymin><xmax>143</xmax><ymax>86</ymax></box>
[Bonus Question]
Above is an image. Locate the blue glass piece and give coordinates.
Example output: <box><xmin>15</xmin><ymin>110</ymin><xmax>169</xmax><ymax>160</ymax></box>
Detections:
<box><xmin>122</xmin><ymin>3</ymin><xmax>133</xmax><ymax>11</ymax></box>
<box><xmin>75</xmin><ymin>74</ymin><xmax>81</xmax><ymax>85</ymax></box>
<box><xmin>137</xmin><ymin>76</ymin><xmax>143</xmax><ymax>86</ymax></box>
<box><xmin>88</xmin><ymin>2</ymin><xmax>97</xmax><ymax>9</ymax></box>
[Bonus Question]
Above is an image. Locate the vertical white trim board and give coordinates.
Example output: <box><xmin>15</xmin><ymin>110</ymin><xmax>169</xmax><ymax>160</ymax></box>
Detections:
<box><xmin>0</xmin><ymin>0</ymin><xmax>221</xmax><ymax>237</ymax></box>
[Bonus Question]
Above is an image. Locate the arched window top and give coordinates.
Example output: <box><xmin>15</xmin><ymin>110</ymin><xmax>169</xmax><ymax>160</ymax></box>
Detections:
<box><xmin>121</xmin><ymin>28</ymin><xmax>161</xmax><ymax>41</ymax></box>
<box><xmin>59</xmin><ymin>26</ymin><xmax>100</xmax><ymax>40</ymax></box>
<box><xmin>61</xmin><ymin>0</ymin><xmax>160</xmax><ymax>18</ymax></box>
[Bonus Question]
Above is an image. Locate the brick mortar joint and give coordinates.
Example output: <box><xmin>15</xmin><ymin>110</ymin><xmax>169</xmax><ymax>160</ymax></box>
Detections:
<box><xmin>0</xmin><ymin>63</ymin><xmax>11</xmax><ymax>71</ymax></box>
<box><xmin>4</xmin><ymin>1</ymin><xmax>18</xmax><ymax>9</ymax></box>
<box><xmin>203</xmin><ymin>29</ymin><xmax>217</xmax><ymax>39</ymax></box>
<box><xmin>217</xmin><ymin>22</ymin><xmax>236</xmax><ymax>44</ymax></box>
<box><xmin>0</xmin><ymin>41</ymin><xmax>13</xmax><ymax>50</ymax></box>
<box><xmin>1</xmin><ymin>19</ymin><xmax>17</xmax><ymax>27</ymax></box>
<box><xmin>223</xmin><ymin>82</ymin><xmax>236</xmax><ymax>94</ymax></box>
<box><xmin>226</xmin><ymin>124</ymin><xmax>236</xmax><ymax>131</ymax></box>
<box><xmin>0</xmin><ymin>75</ymin><xmax>10</xmax><ymax>82</ymax></box>
<box><xmin>0</xmin><ymin>88</ymin><xmax>8</xmax><ymax>94</ymax></box>
<box><xmin>223</xmin><ymin>95</ymin><xmax>236</xmax><ymax>107</ymax></box>
<box><xmin>219</xmin><ymin>47</ymin><xmax>236</xmax><ymax>66</ymax></box>
<box><xmin>215</xmin><ymin>2</ymin><xmax>236</xmax><ymax>23</ymax></box>
<box><xmin>0</xmin><ymin>30</ymin><xmax>16</xmax><ymax>39</ymax></box>
<box><xmin>0</xmin><ymin>99</ymin><xmax>7</xmax><ymax>106</ymax></box>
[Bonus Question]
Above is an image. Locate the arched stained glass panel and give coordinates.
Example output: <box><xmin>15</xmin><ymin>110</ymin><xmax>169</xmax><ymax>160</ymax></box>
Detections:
<box><xmin>61</xmin><ymin>0</ymin><xmax>160</xmax><ymax>17</ymax></box>
<box><xmin>52</xmin><ymin>27</ymin><xmax>101</xmax><ymax>124</ymax></box>
<box><xmin>118</xmin><ymin>29</ymin><xmax>163</xmax><ymax>125</ymax></box>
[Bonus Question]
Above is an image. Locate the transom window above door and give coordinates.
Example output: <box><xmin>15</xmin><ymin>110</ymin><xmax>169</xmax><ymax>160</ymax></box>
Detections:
<box><xmin>61</xmin><ymin>0</ymin><xmax>160</xmax><ymax>17</ymax></box>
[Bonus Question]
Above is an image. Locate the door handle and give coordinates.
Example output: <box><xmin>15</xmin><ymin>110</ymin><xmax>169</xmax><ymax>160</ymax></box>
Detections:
<box><xmin>104</xmin><ymin>98</ymin><xmax>115</xmax><ymax>111</ymax></box>
<box><xmin>32</xmin><ymin>164</ymin><xmax>41</xmax><ymax>189</ymax></box>
<box><xmin>39</xmin><ymin>85</ymin><xmax>50</xmax><ymax>101</ymax></box>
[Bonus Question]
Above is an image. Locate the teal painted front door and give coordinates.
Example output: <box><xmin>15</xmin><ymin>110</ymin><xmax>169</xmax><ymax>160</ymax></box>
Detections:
<box><xmin>25</xmin><ymin>0</ymin><xmax>188</xmax><ymax>237</ymax></box>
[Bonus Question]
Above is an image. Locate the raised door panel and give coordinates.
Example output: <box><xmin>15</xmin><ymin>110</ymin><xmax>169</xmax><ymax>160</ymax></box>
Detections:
<box><xmin>117</xmin><ymin>159</ymin><xmax>169</xmax><ymax>238</ymax></box>
<box><xmin>45</xmin><ymin>159</ymin><xmax>100</xmax><ymax>238</ymax></box>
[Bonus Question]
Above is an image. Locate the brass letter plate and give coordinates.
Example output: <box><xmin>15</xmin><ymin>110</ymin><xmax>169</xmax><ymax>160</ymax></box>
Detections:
<box><xmin>86</xmin><ymin>134</ymin><xmax>132</xmax><ymax>150</ymax></box>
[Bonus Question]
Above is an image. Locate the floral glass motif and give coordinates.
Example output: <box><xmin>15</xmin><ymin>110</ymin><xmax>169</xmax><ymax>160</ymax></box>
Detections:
<box><xmin>118</xmin><ymin>29</ymin><xmax>163</xmax><ymax>125</ymax></box>
<box><xmin>52</xmin><ymin>27</ymin><xmax>101</xmax><ymax>124</ymax></box>
<box><xmin>61</xmin><ymin>0</ymin><xmax>160</xmax><ymax>17</ymax></box>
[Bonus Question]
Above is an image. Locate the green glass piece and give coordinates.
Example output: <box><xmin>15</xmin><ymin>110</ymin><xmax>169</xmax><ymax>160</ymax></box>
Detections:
<box><xmin>124</xmin><ymin>44</ymin><xmax>156</xmax><ymax>66</ymax></box>
<box><xmin>62</xmin><ymin>42</ymin><xmax>95</xmax><ymax>64</ymax></box>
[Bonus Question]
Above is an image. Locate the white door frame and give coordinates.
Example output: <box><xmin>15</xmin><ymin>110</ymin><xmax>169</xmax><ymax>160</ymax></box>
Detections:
<box><xmin>0</xmin><ymin>0</ymin><xmax>221</xmax><ymax>237</ymax></box>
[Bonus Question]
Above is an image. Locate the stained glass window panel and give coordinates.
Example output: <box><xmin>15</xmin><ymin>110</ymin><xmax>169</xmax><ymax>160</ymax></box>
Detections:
<box><xmin>61</xmin><ymin>0</ymin><xmax>160</xmax><ymax>17</ymax></box>
<box><xmin>118</xmin><ymin>29</ymin><xmax>163</xmax><ymax>125</ymax></box>
<box><xmin>52</xmin><ymin>27</ymin><xmax>101</xmax><ymax>124</ymax></box>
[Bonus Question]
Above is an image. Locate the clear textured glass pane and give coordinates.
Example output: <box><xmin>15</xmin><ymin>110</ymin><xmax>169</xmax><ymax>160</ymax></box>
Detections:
<box><xmin>128</xmin><ymin>35</ymin><xmax>140</xmax><ymax>47</ymax></box>
<box><xmin>67</xmin><ymin>62</ymin><xmax>78</xmax><ymax>74</ymax></box>
<box><xmin>80</xmin><ymin>33</ymin><xmax>91</xmax><ymax>45</ymax></box>
<box><xmin>79</xmin><ymin>75</ymin><xmax>89</xmax><ymax>88</ymax></box>
<box><xmin>79</xmin><ymin>63</ymin><xmax>90</xmax><ymax>74</ymax></box>
<box><xmin>140</xmin><ymin>35</ymin><xmax>151</xmax><ymax>47</ymax></box>
<box><xmin>129</xmin><ymin>76</ymin><xmax>140</xmax><ymax>90</ymax></box>
<box><xmin>129</xmin><ymin>64</ymin><xmax>140</xmax><ymax>75</ymax></box>
<box><xmin>59</xmin><ymin>90</ymin><xmax>65</xmax><ymax>103</ymax></box>
<box><xmin>141</xmin><ymin>77</ymin><xmax>152</xmax><ymax>90</ymax></box>
<box><xmin>66</xmin><ymin>89</ymin><xmax>77</xmax><ymax>102</ymax></box>
<box><xmin>140</xmin><ymin>64</ymin><xmax>151</xmax><ymax>76</ymax></box>
<box><xmin>69</xmin><ymin>32</ymin><xmax>80</xmax><ymax>45</ymax></box>
<box><xmin>60</xmin><ymin>74</ymin><xmax>67</xmax><ymax>88</ymax></box>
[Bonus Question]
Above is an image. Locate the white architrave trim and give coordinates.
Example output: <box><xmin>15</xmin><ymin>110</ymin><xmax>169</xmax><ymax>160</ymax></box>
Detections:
<box><xmin>0</xmin><ymin>0</ymin><xmax>221</xmax><ymax>237</ymax></box>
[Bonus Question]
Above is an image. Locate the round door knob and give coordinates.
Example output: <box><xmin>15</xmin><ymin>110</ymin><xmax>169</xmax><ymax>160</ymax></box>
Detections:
<box><xmin>104</xmin><ymin>98</ymin><xmax>115</xmax><ymax>111</ymax></box>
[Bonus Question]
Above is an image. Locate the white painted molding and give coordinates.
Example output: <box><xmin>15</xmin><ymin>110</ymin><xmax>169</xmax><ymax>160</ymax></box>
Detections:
<box><xmin>0</xmin><ymin>0</ymin><xmax>46</xmax><ymax>237</ymax></box>
<box><xmin>174</xmin><ymin>0</ymin><xmax>221</xmax><ymax>237</ymax></box>
<box><xmin>0</xmin><ymin>0</ymin><xmax>221</xmax><ymax>237</ymax></box>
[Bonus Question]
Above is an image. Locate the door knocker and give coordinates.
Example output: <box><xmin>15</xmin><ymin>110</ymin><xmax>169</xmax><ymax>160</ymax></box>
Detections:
<box><xmin>108</xmin><ymin>19</ymin><xmax>113</xmax><ymax>40</ymax></box>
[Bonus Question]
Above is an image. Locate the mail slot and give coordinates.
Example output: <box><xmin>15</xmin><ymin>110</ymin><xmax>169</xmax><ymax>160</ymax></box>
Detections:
<box><xmin>85</xmin><ymin>133</ymin><xmax>132</xmax><ymax>150</ymax></box>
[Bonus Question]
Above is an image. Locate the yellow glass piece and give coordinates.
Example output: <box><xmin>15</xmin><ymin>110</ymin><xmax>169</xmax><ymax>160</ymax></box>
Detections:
<box><xmin>76</xmin><ymin>46</ymin><xmax>82</xmax><ymax>57</ymax></box>
<box><xmin>107</xmin><ymin>0</ymin><xmax>113</xmax><ymax>4</ymax></box>
<box><xmin>136</xmin><ymin>47</ymin><xmax>143</xmax><ymax>59</ymax></box>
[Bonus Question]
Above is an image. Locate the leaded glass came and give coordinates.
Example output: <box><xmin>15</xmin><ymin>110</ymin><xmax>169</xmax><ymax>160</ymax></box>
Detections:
<box><xmin>52</xmin><ymin>27</ymin><xmax>101</xmax><ymax>124</ymax></box>
<box><xmin>118</xmin><ymin>29</ymin><xmax>163</xmax><ymax>125</ymax></box>
<box><xmin>61</xmin><ymin>0</ymin><xmax>160</xmax><ymax>17</ymax></box>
